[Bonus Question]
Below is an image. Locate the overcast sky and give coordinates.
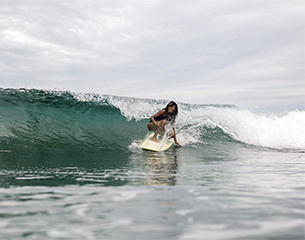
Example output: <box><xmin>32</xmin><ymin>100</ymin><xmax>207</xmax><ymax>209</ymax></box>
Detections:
<box><xmin>0</xmin><ymin>0</ymin><xmax>304</xmax><ymax>111</ymax></box>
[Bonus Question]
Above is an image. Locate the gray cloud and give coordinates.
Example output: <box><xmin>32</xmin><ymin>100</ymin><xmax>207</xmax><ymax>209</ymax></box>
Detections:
<box><xmin>0</xmin><ymin>0</ymin><xmax>304</xmax><ymax>111</ymax></box>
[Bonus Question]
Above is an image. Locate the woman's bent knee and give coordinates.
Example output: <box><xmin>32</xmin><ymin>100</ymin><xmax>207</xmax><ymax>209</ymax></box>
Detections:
<box><xmin>147</xmin><ymin>122</ymin><xmax>155</xmax><ymax>131</ymax></box>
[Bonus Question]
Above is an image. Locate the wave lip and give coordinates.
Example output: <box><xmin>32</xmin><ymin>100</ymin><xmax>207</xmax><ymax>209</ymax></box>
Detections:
<box><xmin>208</xmin><ymin>108</ymin><xmax>305</xmax><ymax>150</ymax></box>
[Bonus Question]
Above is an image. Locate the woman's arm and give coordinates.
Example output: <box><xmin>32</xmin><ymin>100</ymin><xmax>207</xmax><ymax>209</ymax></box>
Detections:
<box><xmin>174</xmin><ymin>136</ymin><xmax>182</xmax><ymax>147</ymax></box>
<box><xmin>172</xmin><ymin>128</ymin><xmax>182</xmax><ymax>147</ymax></box>
<box><xmin>150</xmin><ymin>109</ymin><xmax>166</xmax><ymax>126</ymax></box>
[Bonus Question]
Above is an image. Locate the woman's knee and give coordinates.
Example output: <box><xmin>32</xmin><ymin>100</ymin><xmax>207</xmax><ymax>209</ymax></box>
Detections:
<box><xmin>147</xmin><ymin>122</ymin><xmax>155</xmax><ymax>131</ymax></box>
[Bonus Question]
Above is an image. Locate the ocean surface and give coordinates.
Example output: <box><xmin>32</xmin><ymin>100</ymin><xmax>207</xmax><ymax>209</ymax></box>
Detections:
<box><xmin>0</xmin><ymin>88</ymin><xmax>304</xmax><ymax>240</ymax></box>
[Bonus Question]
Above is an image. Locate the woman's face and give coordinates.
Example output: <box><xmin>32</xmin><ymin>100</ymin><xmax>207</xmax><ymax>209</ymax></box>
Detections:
<box><xmin>168</xmin><ymin>104</ymin><xmax>176</xmax><ymax>113</ymax></box>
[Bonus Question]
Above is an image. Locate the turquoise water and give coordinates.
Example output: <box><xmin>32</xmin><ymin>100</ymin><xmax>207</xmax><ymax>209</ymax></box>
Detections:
<box><xmin>0</xmin><ymin>88</ymin><xmax>304</xmax><ymax>239</ymax></box>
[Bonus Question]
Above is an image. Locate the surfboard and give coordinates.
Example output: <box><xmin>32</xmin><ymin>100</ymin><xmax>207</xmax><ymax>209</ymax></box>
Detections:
<box><xmin>142</xmin><ymin>133</ymin><xmax>174</xmax><ymax>152</ymax></box>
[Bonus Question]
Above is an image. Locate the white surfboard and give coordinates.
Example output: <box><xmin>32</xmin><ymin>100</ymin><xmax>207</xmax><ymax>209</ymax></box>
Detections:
<box><xmin>142</xmin><ymin>133</ymin><xmax>174</xmax><ymax>152</ymax></box>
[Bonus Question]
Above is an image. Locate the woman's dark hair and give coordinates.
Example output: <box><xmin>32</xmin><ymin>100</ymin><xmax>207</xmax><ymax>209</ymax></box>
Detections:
<box><xmin>165</xmin><ymin>101</ymin><xmax>178</xmax><ymax>121</ymax></box>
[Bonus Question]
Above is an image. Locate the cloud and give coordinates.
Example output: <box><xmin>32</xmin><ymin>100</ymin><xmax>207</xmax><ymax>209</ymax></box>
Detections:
<box><xmin>0</xmin><ymin>0</ymin><xmax>304</xmax><ymax>111</ymax></box>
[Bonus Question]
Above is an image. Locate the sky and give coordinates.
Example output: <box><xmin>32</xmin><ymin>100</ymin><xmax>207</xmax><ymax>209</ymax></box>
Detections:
<box><xmin>0</xmin><ymin>0</ymin><xmax>304</xmax><ymax>111</ymax></box>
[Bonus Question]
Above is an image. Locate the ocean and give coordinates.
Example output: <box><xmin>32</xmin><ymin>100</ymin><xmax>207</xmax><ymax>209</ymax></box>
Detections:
<box><xmin>0</xmin><ymin>88</ymin><xmax>304</xmax><ymax>240</ymax></box>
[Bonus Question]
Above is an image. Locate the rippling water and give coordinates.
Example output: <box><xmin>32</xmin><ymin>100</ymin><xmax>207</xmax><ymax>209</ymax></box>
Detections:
<box><xmin>1</xmin><ymin>144</ymin><xmax>304</xmax><ymax>239</ymax></box>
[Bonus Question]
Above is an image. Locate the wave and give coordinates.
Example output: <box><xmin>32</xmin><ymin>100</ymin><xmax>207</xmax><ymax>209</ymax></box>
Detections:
<box><xmin>0</xmin><ymin>88</ymin><xmax>304</xmax><ymax>155</ymax></box>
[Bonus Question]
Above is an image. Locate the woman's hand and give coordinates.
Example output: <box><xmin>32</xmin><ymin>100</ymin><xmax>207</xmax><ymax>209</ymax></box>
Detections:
<box><xmin>174</xmin><ymin>139</ymin><xmax>182</xmax><ymax>147</ymax></box>
<box><xmin>156</xmin><ymin>121</ymin><xmax>162</xmax><ymax>126</ymax></box>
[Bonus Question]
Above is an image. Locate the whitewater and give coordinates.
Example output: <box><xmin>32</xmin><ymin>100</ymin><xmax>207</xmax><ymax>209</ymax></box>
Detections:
<box><xmin>0</xmin><ymin>88</ymin><xmax>304</xmax><ymax>240</ymax></box>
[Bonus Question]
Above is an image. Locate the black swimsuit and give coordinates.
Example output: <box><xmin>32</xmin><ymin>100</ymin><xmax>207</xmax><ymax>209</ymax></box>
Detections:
<box><xmin>149</xmin><ymin>109</ymin><xmax>174</xmax><ymax>123</ymax></box>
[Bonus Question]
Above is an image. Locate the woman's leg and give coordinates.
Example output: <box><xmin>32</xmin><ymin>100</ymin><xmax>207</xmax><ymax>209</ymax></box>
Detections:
<box><xmin>169</xmin><ymin>129</ymin><xmax>176</xmax><ymax>138</ymax></box>
<box><xmin>148</xmin><ymin>119</ymin><xmax>167</xmax><ymax>143</ymax></box>
<box><xmin>147</xmin><ymin>121</ymin><xmax>156</xmax><ymax>131</ymax></box>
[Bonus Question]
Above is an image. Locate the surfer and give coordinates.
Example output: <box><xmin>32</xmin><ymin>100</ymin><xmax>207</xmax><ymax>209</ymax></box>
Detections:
<box><xmin>148</xmin><ymin>101</ymin><xmax>182</xmax><ymax>147</ymax></box>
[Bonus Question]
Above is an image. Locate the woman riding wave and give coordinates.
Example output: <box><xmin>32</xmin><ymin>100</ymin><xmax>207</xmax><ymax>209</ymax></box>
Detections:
<box><xmin>147</xmin><ymin>101</ymin><xmax>182</xmax><ymax>147</ymax></box>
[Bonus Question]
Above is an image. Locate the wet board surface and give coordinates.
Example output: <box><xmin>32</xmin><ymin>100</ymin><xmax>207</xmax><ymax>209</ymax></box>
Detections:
<box><xmin>142</xmin><ymin>133</ymin><xmax>174</xmax><ymax>152</ymax></box>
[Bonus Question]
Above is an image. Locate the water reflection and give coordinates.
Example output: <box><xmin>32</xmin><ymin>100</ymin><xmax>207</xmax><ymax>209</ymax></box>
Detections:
<box><xmin>140</xmin><ymin>149</ymin><xmax>178</xmax><ymax>186</ymax></box>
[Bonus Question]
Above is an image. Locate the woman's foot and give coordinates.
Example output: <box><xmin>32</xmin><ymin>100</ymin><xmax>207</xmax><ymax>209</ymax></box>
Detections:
<box><xmin>151</xmin><ymin>136</ymin><xmax>159</xmax><ymax>143</ymax></box>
